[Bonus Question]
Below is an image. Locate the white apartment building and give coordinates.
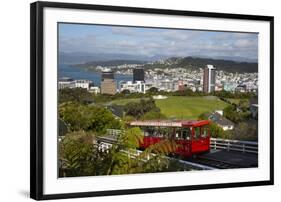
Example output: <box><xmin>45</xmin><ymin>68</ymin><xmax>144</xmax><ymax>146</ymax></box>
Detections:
<box><xmin>120</xmin><ymin>81</ymin><xmax>146</xmax><ymax>93</ymax></box>
<box><xmin>58</xmin><ymin>77</ymin><xmax>76</xmax><ymax>89</ymax></box>
<box><xmin>89</xmin><ymin>86</ymin><xmax>100</xmax><ymax>94</ymax></box>
<box><xmin>58</xmin><ymin>78</ymin><xmax>92</xmax><ymax>90</ymax></box>
<box><xmin>75</xmin><ymin>80</ymin><xmax>92</xmax><ymax>90</ymax></box>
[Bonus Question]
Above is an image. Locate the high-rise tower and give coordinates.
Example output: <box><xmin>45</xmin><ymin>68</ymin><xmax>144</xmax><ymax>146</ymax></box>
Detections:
<box><xmin>203</xmin><ymin>64</ymin><xmax>216</xmax><ymax>93</ymax></box>
<box><xmin>100</xmin><ymin>69</ymin><xmax>116</xmax><ymax>95</ymax></box>
<box><xmin>133</xmin><ymin>68</ymin><xmax>145</xmax><ymax>83</ymax></box>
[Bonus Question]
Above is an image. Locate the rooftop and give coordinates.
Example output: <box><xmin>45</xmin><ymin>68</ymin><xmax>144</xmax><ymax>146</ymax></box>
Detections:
<box><xmin>209</xmin><ymin>112</ymin><xmax>234</xmax><ymax>126</ymax></box>
<box><xmin>59</xmin><ymin>77</ymin><xmax>74</xmax><ymax>82</ymax></box>
<box><xmin>206</xmin><ymin>64</ymin><xmax>216</xmax><ymax>69</ymax></box>
<box><xmin>130</xmin><ymin>120</ymin><xmax>210</xmax><ymax>127</ymax></box>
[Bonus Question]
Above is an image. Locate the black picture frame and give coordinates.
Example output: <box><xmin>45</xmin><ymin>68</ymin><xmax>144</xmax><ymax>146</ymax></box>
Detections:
<box><xmin>30</xmin><ymin>1</ymin><xmax>274</xmax><ymax>200</ymax></box>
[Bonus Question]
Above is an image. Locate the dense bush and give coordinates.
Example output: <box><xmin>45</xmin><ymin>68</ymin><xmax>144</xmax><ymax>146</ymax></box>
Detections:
<box><xmin>140</xmin><ymin>110</ymin><xmax>167</xmax><ymax>120</ymax></box>
<box><xmin>59</xmin><ymin>102</ymin><xmax>122</xmax><ymax>134</ymax></box>
<box><xmin>59</xmin><ymin>88</ymin><xmax>93</xmax><ymax>104</ymax></box>
<box><xmin>124</xmin><ymin>98</ymin><xmax>161</xmax><ymax>119</ymax></box>
<box><xmin>59</xmin><ymin>129</ymin><xmax>179</xmax><ymax>177</ymax></box>
<box><xmin>223</xmin><ymin>105</ymin><xmax>251</xmax><ymax>124</ymax></box>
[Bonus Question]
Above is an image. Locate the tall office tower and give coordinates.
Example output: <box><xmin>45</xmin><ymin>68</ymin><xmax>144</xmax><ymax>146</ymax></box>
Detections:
<box><xmin>203</xmin><ymin>64</ymin><xmax>216</xmax><ymax>93</ymax></box>
<box><xmin>100</xmin><ymin>69</ymin><xmax>116</xmax><ymax>95</ymax></box>
<box><xmin>133</xmin><ymin>68</ymin><xmax>145</xmax><ymax>83</ymax></box>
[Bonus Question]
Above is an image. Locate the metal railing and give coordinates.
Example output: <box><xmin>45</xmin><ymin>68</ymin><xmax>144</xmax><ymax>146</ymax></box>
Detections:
<box><xmin>106</xmin><ymin>129</ymin><xmax>122</xmax><ymax>136</ymax></box>
<box><xmin>210</xmin><ymin>138</ymin><xmax>258</xmax><ymax>154</ymax></box>
<box><xmin>97</xmin><ymin>141</ymin><xmax>214</xmax><ymax>170</ymax></box>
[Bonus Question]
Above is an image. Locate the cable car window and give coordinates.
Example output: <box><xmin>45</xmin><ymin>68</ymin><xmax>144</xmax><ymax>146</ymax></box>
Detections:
<box><xmin>182</xmin><ymin>131</ymin><xmax>186</xmax><ymax>140</ymax></box>
<box><xmin>144</xmin><ymin>131</ymin><xmax>149</xmax><ymax>136</ymax></box>
<box><xmin>142</xmin><ymin>127</ymin><xmax>149</xmax><ymax>137</ymax></box>
<box><xmin>175</xmin><ymin>128</ymin><xmax>181</xmax><ymax>140</ymax></box>
<box><xmin>143</xmin><ymin>127</ymin><xmax>148</xmax><ymax>136</ymax></box>
<box><xmin>182</xmin><ymin>129</ymin><xmax>191</xmax><ymax>140</ymax></box>
<box><xmin>201</xmin><ymin>126</ymin><xmax>209</xmax><ymax>138</ymax></box>
<box><xmin>194</xmin><ymin>127</ymin><xmax>201</xmax><ymax>140</ymax></box>
<box><xmin>157</xmin><ymin>127</ymin><xmax>162</xmax><ymax>137</ymax></box>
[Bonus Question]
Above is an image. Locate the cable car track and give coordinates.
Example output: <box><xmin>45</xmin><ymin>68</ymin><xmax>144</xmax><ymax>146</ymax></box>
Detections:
<box><xmin>188</xmin><ymin>157</ymin><xmax>244</xmax><ymax>169</ymax></box>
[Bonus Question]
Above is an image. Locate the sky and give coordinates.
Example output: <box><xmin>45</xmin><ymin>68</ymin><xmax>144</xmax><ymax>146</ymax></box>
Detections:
<box><xmin>59</xmin><ymin>23</ymin><xmax>258</xmax><ymax>60</ymax></box>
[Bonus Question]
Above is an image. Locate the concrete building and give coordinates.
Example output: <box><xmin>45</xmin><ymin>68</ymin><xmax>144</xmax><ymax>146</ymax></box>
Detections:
<box><xmin>58</xmin><ymin>77</ymin><xmax>76</xmax><ymax>89</ymax></box>
<box><xmin>223</xmin><ymin>82</ymin><xmax>237</xmax><ymax>92</ymax></box>
<box><xmin>89</xmin><ymin>86</ymin><xmax>100</xmax><ymax>94</ymax></box>
<box><xmin>59</xmin><ymin>77</ymin><xmax>92</xmax><ymax>90</ymax></box>
<box><xmin>203</xmin><ymin>64</ymin><xmax>216</xmax><ymax>93</ymax></box>
<box><xmin>120</xmin><ymin>81</ymin><xmax>146</xmax><ymax>93</ymax></box>
<box><xmin>159</xmin><ymin>79</ymin><xmax>174</xmax><ymax>92</ymax></box>
<box><xmin>101</xmin><ymin>68</ymin><xmax>114</xmax><ymax>80</ymax></box>
<box><xmin>100</xmin><ymin>69</ymin><xmax>116</xmax><ymax>95</ymax></box>
<box><xmin>75</xmin><ymin>80</ymin><xmax>92</xmax><ymax>90</ymax></box>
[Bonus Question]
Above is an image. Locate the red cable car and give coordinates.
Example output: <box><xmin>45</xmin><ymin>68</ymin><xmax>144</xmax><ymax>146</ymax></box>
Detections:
<box><xmin>130</xmin><ymin>120</ymin><xmax>211</xmax><ymax>157</ymax></box>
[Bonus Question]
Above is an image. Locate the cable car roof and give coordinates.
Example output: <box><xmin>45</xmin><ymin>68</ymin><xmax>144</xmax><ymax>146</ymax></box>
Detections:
<box><xmin>129</xmin><ymin>120</ymin><xmax>209</xmax><ymax>127</ymax></box>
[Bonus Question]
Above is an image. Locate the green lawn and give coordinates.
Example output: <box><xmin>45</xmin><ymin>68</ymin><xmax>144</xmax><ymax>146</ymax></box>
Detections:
<box><xmin>110</xmin><ymin>96</ymin><xmax>229</xmax><ymax>120</ymax></box>
<box><xmin>110</xmin><ymin>98</ymin><xmax>148</xmax><ymax>105</ymax></box>
<box><xmin>155</xmin><ymin>96</ymin><xmax>228</xmax><ymax>120</ymax></box>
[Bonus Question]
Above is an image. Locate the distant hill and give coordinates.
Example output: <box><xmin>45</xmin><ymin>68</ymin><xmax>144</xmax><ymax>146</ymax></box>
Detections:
<box><xmin>75</xmin><ymin>60</ymin><xmax>147</xmax><ymax>67</ymax></box>
<box><xmin>59</xmin><ymin>51</ymin><xmax>257</xmax><ymax>64</ymax></box>
<box><xmin>63</xmin><ymin>52</ymin><xmax>258</xmax><ymax>73</ymax></box>
<box><xmin>178</xmin><ymin>57</ymin><xmax>258</xmax><ymax>73</ymax></box>
<box><xmin>190</xmin><ymin>55</ymin><xmax>257</xmax><ymax>63</ymax></box>
<box><xmin>145</xmin><ymin>57</ymin><xmax>258</xmax><ymax>73</ymax></box>
<box><xmin>59</xmin><ymin>52</ymin><xmax>163</xmax><ymax>64</ymax></box>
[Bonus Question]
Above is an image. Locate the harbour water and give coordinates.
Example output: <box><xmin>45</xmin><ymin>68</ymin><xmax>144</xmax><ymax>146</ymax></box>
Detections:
<box><xmin>59</xmin><ymin>64</ymin><xmax>133</xmax><ymax>87</ymax></box>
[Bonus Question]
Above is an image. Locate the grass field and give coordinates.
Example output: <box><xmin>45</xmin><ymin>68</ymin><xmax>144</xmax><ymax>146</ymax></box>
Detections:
<box><xmin>110</xmin><ymin>96</ymin><xmax>229</xmax><ymax>120</ymax></box>
<box><xmin>155</xmin><ymin>96</ymin><xmax>228</xmax><ymax>119</ymax></box>
<box><xmin>109</xmin><ymin>98</ymin><xmax>149</xmax><ymax>105</ymax></box>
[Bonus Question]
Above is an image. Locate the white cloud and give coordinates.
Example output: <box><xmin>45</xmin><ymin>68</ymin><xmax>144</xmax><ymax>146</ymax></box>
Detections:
<box><xmin>60</xmin><ymin>26</ymin><xmax>258</xmax><ymax>60</ymax></box>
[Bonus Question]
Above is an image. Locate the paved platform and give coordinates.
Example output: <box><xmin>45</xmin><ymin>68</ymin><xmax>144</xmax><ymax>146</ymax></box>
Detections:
<box><xmin>200</xmin><ymin>149</ymin><xmax>258</xmax><ymax>167</ymax></box>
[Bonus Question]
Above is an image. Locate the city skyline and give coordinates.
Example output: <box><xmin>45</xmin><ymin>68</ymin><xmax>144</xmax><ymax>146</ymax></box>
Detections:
<box><xmin>59</xmin><ymin>23</ymin><xmax>258</xmax><ymax>61</ymax></box>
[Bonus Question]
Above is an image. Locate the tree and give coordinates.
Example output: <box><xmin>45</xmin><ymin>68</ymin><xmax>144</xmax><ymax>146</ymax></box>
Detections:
<box><xmin>59</xmin><ymin>131</ymin><xmax>99</xmax><ymax>177</ymax></box>
<box><xmin>58</xmin><ymin>118</ymin><xmax>69</xmax><ymax>136</ymax></box>
<box><xmin>59</xmin><ymin>102</ymin><xmax>92</xmax><ymax>131</ymax></box>
<box><xmin>59</xmin><ymin>102</ymin><xmax>123</xmax><ymax>133</ymax></box>
<box><xmin>232</xmin><ymin>121</ymin><xmax>258</xmax><ymax>141</ymax></box>
<box><xmin>147</xmin><ymin>87</ymin><xmax>158</xmax><ymax>93</ymax></box>
<box><xmin>237</xmin><ymin>99</ymin><xmax>249</xmax><ymax>111</ymax></box>
<box><xmin>106</xmin><ymin>128</ymin><xmax>180</xmax><ymax>175</ymax></box>
<box><xmin>120</xmin><ymin>89</ymin><xmax>131</xmax><ymax>95</ymax></box>
<box><xmin>209</xmin><ymin>122</ymin><xmax>231</xmax><ymax>139</ymax></box>
<box><xmin>141</xmin><ymin>110</ymin><xmax>166</xmax><ymax>120</ymax></box>
<box><xmin>124</xmin><ymin>98</ymin><xmax>161</xmax><ymax>119</ymax></box>
<box><xmin>86</xmin><ymin>106</ymin><xmax>123</xmax><ymax>133</ymax></box>
<box><xmin>214</xmin><ymin>90</ymin><xmax>255</xmax><ymax>99</ymax></box>
<box><xmin>223</xmin><ymin>105</ymin><xmax>251</xmax><ymax>123</ymax></box>
<box><xmin>59</xmin><ymin>128</ymin><xmax>182</xmax><ymax>177</ymax></box>
<box><xmin>59</xmin><ymin>88</ymin><xmax>93</xmax><ymax>104</ymax></box>
<box><xmin>105</xmin><ymin>127</ymin><xmax>144</xmax><ymax>175</ymax></box>
<box><xmin>119</xmin><ymin>127</ymin><xmax>144</xmax><ymax>148</ymax></box>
